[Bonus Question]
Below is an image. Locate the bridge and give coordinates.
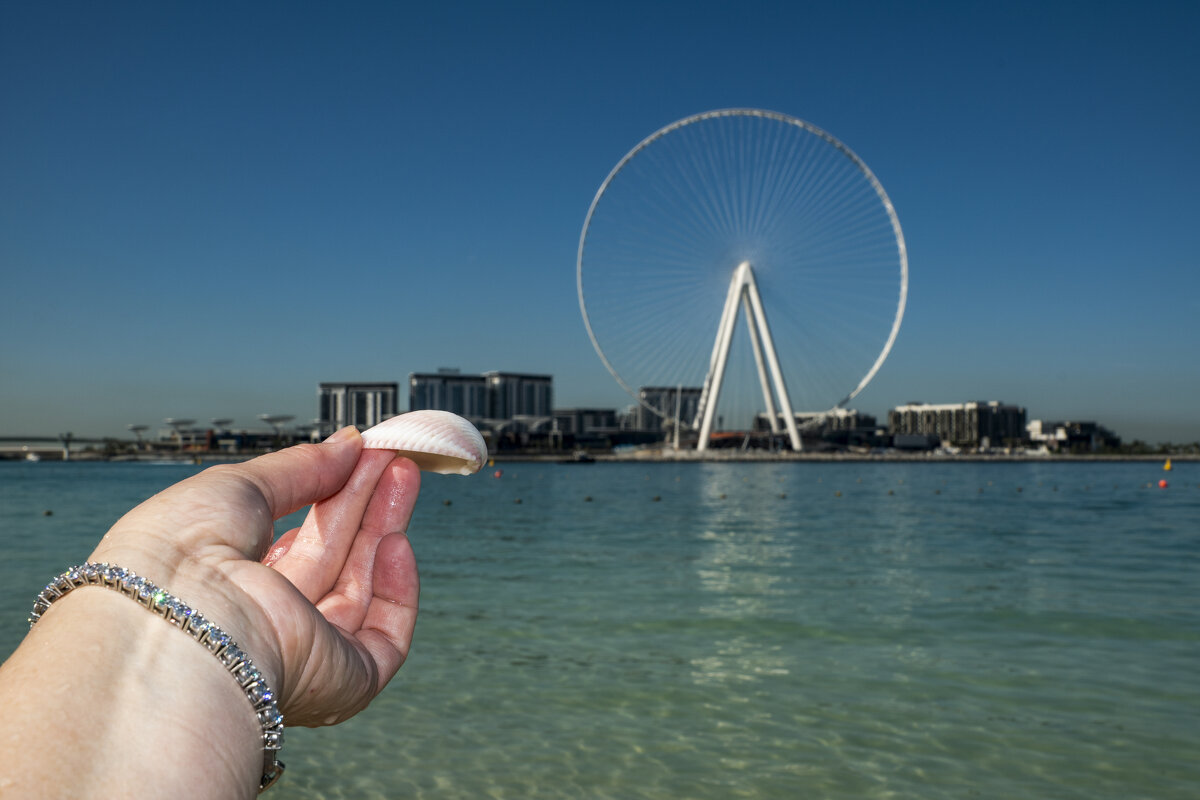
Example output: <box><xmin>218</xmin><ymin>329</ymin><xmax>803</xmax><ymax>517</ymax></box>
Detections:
<box><xmin>0</xmin><ymin>435</ymin><xmax>127</xmax><ymax>460</ymax></box>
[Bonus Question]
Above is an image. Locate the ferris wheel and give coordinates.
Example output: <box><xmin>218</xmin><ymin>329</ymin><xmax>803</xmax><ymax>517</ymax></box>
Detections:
<box><xmin>576</xmin><ymin>108</ymin><xmax>908</xmax><ymax>450</ymax></box>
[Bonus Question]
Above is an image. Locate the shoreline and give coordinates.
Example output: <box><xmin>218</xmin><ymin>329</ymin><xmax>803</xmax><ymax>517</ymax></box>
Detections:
<box><xmin>523</xmin><ymin>452</ymin><xmax>1198</xmax><ymax>464</ymax></box>
<box><xmin>5</xmin><ymin>450</ymin><xmax>1194</xmax><ymax>466</ymax></box>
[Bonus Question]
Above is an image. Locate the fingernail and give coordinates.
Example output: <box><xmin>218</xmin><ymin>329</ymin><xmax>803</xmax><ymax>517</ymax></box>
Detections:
<box><xmin>326</xmin><ymin>426</ymin><xmax>361</xmax><ymax>444</ymax></box>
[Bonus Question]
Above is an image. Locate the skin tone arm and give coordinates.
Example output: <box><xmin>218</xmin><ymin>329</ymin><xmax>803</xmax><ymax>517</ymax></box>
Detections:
<box><xmin>0</xmin><ymin>426</ymin><xmax>421</xmax><ymax>798</ymax></box>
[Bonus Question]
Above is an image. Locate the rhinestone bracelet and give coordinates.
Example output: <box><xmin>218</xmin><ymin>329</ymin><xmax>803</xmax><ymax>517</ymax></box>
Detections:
<box><xmin>29</xmin><ymin>562</ymin><xmax>285</xmax><ymax>792</ymax></box>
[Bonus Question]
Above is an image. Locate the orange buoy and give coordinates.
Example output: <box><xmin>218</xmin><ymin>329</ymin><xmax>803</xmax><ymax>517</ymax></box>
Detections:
<box><xmin>1158</xmin><ymin>479</ymin><xmax>1168</xmax><ymax>489</ymax></box>
<box><xmin>493</xmin><ymin>469</ymin><xmax>503</xmax><ymax>478</ymax></box>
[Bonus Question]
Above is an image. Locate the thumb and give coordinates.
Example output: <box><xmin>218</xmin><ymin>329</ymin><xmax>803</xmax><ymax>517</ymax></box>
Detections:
<box><xmin>231</xmin><ymin>426</ymin><xmax>365</xmax><ymax>520</ymax></box>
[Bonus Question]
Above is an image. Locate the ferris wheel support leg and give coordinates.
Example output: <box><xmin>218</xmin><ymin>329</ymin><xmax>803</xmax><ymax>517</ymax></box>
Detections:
<box><xmin>695</xmin><ymin>267</ymin><xmax>745</xmax><ymax>451</ymax></box>
<box><xmin>743</xmin><ymin>294</ymin><xmax>781</xmax><ymax>434</ymax></box>
<box><xmin>741</xmin><ymin>265</ymin><xmax>802</xmax><ymax>451</ymax></box>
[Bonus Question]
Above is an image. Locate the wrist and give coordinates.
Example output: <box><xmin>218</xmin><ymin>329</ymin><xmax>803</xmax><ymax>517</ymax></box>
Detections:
<box><xmin>29</xmin><ymin>562</ymin><xmax>284</xmax><ymax>791</ymax></box>
<box><xmin>86</xmin><ymin>543</ymin><xmax>284</xmax><ymax>691</ymax></box>
<box><xmin>2</xmin><ymin>585</ymin><xmax>265</xmax><ymax>798</ymax></box>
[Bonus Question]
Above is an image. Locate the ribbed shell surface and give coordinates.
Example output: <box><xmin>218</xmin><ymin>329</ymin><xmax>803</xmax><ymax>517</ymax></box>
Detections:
<box><xmin>359</xmin><ymin>410</ymin><xmax>487</xmax><ymax>475</ymax></box>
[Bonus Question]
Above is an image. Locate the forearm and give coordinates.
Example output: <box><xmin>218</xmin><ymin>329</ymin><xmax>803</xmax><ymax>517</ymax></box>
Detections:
<box><xmin>0</xmin><ymin>588</ymin><xmax>262</xmax><ymax>798</ymax></box>
<box><xmin>0</xmin><ymin>437</ymin><xmax>424</xmax><ymax>796</ymax></box>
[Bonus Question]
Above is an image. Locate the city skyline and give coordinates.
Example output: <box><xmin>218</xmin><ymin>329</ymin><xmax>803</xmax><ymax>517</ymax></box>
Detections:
<box><xmin>3</xmin><ymin>2</ymin><xmax>1198</xmax><ymax>443</ymax></box>
<box><xmin>10</xmin><ymin>368</ymin><xmax>1165</xmax><ymax>448</ymax></box>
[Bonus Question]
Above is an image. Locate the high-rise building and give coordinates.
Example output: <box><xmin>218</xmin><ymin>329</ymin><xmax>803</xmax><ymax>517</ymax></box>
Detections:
<box><xmin>484</xmin><ymin>371</ymin><xmax>553</xmax><ymax>419</ymax></box>
<box><xmin>318</xmin><ymin>382</ymin><xmax>399</xmax><ymax>436</ymax></box>
<box><xmin>409</xmin><ymin>369</ymin><xmax>489</xmax><ymax>418</ymax></box>
<box><xmin>409</xmin><ymin>369</ymin><xmax>553</xmax><ymax>420</ymax></box>
<box><xmin>636</xmin><ymin>386</ymin><xmax>703</xmax><ymax>432</ymax></box>
<box><xmin>888</xmin><ymin>401</ymin><xmax>1026</xmax><ymax>447</ymax></box>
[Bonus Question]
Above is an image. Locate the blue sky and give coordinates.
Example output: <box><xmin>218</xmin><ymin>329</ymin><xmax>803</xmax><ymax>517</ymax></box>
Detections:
<box><xmin>2</xmin><ymin>1</ymin><xmax>1198</xmax><ymax>443</ymax></box>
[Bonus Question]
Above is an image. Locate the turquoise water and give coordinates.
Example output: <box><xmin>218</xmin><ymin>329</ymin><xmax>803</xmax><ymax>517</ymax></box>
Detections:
<box><xmin>2</xmin><ymin>460</ymin><xmax>1197</xmax><ymax>798</ymax></box>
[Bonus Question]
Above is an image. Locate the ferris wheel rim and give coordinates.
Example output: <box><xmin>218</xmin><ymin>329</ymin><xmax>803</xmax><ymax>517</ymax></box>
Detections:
<box><xmin>576</xmin><ymin>108</ymin><xmax>909</xmax><ymax>419</ymax></box>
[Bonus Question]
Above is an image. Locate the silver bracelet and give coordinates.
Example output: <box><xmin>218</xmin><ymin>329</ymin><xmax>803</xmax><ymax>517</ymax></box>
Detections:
<box><xmin>29</xmin><ymin>562</ymin><xmax>285</xmax><ymax>793</ymax></box>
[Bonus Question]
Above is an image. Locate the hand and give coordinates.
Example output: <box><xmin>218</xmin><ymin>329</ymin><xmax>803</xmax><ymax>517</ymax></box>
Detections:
<box><xmin>88</xmin><ymin>426</ymin><xmax>421</xmax><ymax>727</ymax></box>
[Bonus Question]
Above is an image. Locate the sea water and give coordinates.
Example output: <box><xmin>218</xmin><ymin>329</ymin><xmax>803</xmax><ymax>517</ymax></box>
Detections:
<box><xmin>1</xmin><ymin>460</ymin><xmax>1196</xmax><ymax>799</ymax></box>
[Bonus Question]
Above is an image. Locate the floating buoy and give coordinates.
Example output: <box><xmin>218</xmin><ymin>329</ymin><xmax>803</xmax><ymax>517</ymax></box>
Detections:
<box><xmin>493</xmin><ymin>469</ymin><xmax>503</xmax><ymax>478</ymax></box>
<box><xmin>442</xmin><ymin>499</ymin><xmax>452</xmax><ymax>506</ymax></box>
<box><xmin>1159</xmin><ymin>479</ymin><xmax>1169</xmax><ymax>489</ymax></box>
<box><xmin>488</xmin><ymin>458</ymin><xmax>495</xmax><ymax>467</ymax></box>
<box><xmin>1164</xmin><ymin>458</ymin><xmax>1172</xmax><ymax>471</ymax></box>
<box><xmin>887</xmin><ymin>489</ymin><xmax>894</xmax><ymax>495</ymax></box>
<box><xmin>779</xmin><ymin>492</ymin><xmax>787</xmax><ymax>499</ymax></box>
<box><xmin>652</xmin><ymin>495</ymin><xmax>661</xmax><ymax>502</ymax></box>
<box><xmin>835</xmin><ymin>490</ymin><xmax>842</xmax><ymax>497</ymax></box>
<box><xmin>514</xmin><ymin>498</ymin><xmax>523</xmax><ymax>504</ymax></box>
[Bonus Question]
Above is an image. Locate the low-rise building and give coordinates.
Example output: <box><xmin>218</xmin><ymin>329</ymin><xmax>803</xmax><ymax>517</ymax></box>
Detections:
<box><xmin>1027</xmin><ymin>420</ymin><xmax>1121</xmax><ymax>452</ymax></box>
<box><xmin>553</xmin><ymin>408</ymin><xmax>619</xmax><ymax>436</ymax></box>
<box><xmin>754</xmin><ymin>408</ymin><xmax>877</xmax><ymax>433</ymax></box>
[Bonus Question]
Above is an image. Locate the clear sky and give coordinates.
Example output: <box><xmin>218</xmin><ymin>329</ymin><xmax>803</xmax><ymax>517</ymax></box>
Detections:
<box><xmin>2</xmin><ymin>1</ymin><xmax>1198</xmax><ymax>443</ymax></box>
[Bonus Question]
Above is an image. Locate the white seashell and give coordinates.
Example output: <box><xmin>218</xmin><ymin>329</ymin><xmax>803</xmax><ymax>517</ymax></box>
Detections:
<box><xmin>359</xmin><ymin>410</ymin><xmax>487</xmax><ymax>475</ymax></box>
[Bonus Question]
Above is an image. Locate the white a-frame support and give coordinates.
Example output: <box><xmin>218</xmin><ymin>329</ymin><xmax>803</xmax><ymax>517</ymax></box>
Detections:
<box><xmin>693</xmin><ymin>262</ymin><xmax>802</xmax><ymax>452</ymax></box>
